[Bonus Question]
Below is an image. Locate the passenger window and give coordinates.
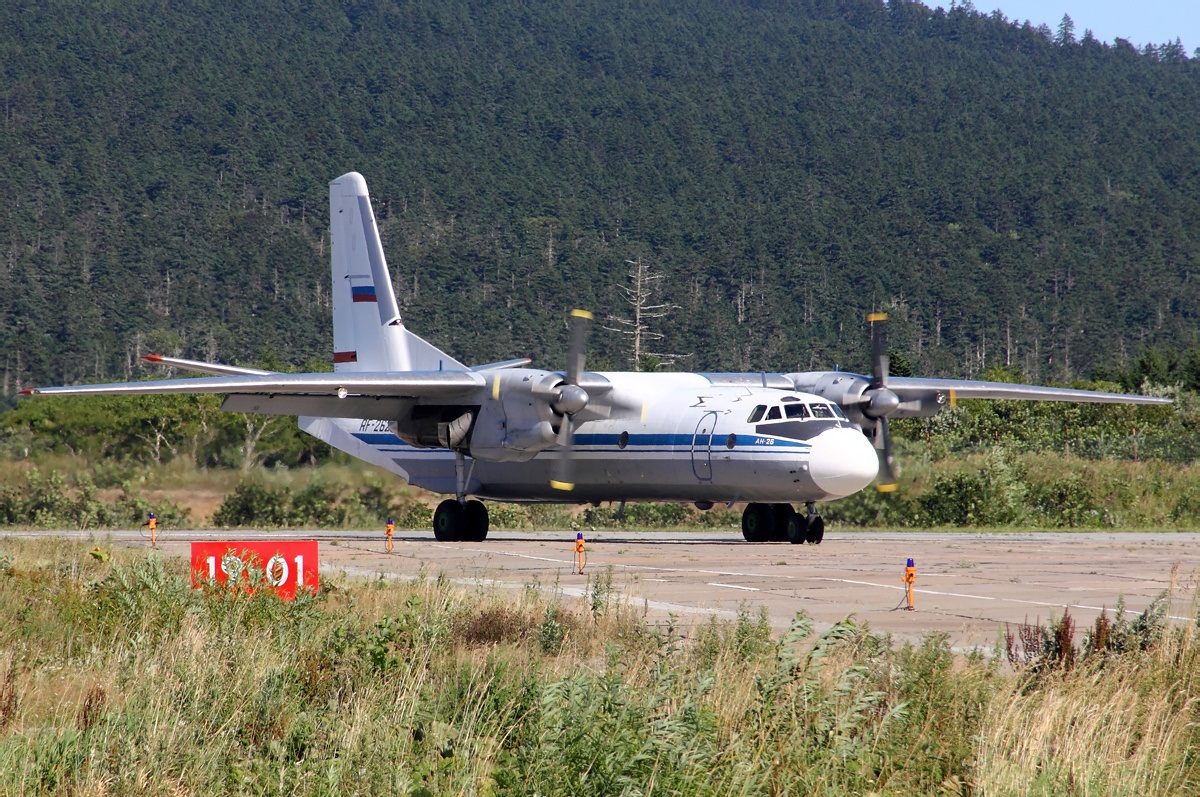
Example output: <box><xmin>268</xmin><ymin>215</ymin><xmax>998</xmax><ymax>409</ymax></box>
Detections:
<box><xmin>809</xmin><ymin>403</ymin><xmax>835</xmax><ymax>418</ymax></box>
<box><xmin>766</xmin><ymin>406</ymin><xmax>782</xmax><ymax>420</ymax></box>
<box><xmin>785</xmin><ymin>403</ymin><xmax>810</xmax><ymax>419</ymax></box>
<box><xmin>747</xmin><ymin>405</ymin><xmax>766</xmax><ymax>423</ymax></box>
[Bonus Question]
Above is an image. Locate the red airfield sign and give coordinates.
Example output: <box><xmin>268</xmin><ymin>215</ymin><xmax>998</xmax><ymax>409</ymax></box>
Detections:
<box><xmin>190</xmin><ymin>540</ymin><xmax>319</xmax><ymax>599</ymax></box>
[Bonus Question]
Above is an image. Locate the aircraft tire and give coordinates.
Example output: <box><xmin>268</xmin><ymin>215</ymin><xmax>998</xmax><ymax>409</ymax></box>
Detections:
<box><xmin>741</xmin><ymin>503</ymin><xmax>773</xmax><ymax>542</ymax></box>
<box><xmin>806</xmin><ymin>516</ymin><xmax>825</xmax><ymax>545</ymax></box>
<box><xmin>463</xmin><ymin>500</ymin><xmax>489</xmax><ymax>542</ymax></box>
<box><xmin>773</xmin><ymin>503</ymin><xmax>796</xmax><ymax>542</ymax></box>
<box><xmin>785</xmin><ymin>512</ymin><xmax>809</xmax><ymax>544</ymax></box>
<box><xmin>433</xmin><ymin>499</ymin><xmax>463</xmax><ymax>541</ymax></box>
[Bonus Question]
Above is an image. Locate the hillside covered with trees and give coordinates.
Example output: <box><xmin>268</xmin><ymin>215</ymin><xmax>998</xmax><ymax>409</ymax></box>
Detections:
<box><xmin>3</xmin><ymin>0</ymin><xmax>1200</xmax><ymax>395</ymax></box>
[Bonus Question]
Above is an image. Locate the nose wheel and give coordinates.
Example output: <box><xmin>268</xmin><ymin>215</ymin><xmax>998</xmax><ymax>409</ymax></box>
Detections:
<box><xmin>741</xmin><ymin>502</ymin><xmax>823</xmax><ymax>543</ymax></box>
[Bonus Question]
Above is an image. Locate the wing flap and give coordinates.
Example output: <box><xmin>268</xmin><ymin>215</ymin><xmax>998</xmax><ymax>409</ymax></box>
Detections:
<box><xmin>222</xmin><ymin>394</ymin><xmax>412</xmax><ymax>419</ymax></box>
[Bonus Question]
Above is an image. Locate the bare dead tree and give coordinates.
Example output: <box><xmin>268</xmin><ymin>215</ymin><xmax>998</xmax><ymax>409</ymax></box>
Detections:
<box><xmin>601</xmin><ymin>258</ymin><xmax>688</xmax><ymax>370</ymax></box>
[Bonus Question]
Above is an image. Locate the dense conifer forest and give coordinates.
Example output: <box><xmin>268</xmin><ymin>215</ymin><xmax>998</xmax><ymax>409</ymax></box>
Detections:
<box><xmin>3</xmin><ymin>0</ymin><xmax>1200</xmax><ymax>396</ymax></box>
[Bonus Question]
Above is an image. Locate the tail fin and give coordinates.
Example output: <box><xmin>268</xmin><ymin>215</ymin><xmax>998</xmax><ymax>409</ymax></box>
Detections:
<box><xmin>329</xmin><ymin>172</ymin><xmax>465</xmax><ymax>372</ymax></box>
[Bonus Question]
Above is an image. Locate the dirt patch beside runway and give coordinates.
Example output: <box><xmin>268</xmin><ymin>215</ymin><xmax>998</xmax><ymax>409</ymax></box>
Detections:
<box><xmin>7</xmin><ymin>528</ymin><xmax>1197</xmax><ymax>651</ymax></box>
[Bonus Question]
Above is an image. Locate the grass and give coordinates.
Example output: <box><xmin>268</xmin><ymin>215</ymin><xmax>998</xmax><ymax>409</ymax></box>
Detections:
<box><xmin>0</xmin><ymin>538</ymin><xmax>1198</xmax><ymax>795</ymax></box>
<box><xmin>5</xmin><ymin>448</ymin><xmax>1200</xmax><ymax>530</ymax></box>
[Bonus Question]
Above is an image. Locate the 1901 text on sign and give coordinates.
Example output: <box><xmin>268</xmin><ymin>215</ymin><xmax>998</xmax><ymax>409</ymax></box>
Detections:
<box><xmin>190</xmin><ymin>540</ymin><xmax>319</xmax><ymax>599</ymax></box>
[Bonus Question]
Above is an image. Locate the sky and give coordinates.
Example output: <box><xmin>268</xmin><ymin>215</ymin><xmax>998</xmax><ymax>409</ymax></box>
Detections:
<box><xmin>930</xmin><ymin>1</ymin><xmax>1200</xmax><ymax>52</ymax></box>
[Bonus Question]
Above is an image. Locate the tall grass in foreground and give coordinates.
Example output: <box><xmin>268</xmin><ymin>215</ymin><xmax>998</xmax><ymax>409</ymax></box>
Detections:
<box><xmin>0</xmin><ymin>539</ymin><xmax>1196</xmax><ymax>795</ymax></box>
<box><xmin>977</xmin><ymin>599</ymin><xmax>1200</xmax><ymax>797</ymax></box>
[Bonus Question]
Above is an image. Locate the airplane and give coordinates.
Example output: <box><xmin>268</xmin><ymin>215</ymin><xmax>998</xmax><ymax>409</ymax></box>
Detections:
<box><xmin>21</xmin><ymin>172</ymin><xmax>1171</xmax><ymax>543</ymax></box>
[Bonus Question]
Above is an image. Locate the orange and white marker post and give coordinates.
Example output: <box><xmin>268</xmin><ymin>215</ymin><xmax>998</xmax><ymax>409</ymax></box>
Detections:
<box><xmin>574</xmin><ymin>532</ymin><xmax>586</xmax><ymax>575</ymax></box>
<box><xmin>386</xmin><ymin>517</ymin><xmax>395</xmax><ymax>553</ymax></box>
<box><xmin>148</xmin><ymin>512</ymin><xmax>157</xmax><ymax>547</ymax></box>
<box><xmin>902</xmin><ymin>558</ymin><xmax>916</xmax><ymax>610</ymax></box>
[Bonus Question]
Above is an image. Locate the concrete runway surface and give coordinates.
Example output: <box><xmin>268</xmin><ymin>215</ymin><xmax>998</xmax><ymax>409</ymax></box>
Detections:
<box><xmin>7</xmin><ymin>529</ymin><xmax>1198</xmax><ymax>651</ymax></box>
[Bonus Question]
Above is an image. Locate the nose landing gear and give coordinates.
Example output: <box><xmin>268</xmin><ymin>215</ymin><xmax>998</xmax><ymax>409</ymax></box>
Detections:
<box><xmin>741</xmin><ymin>502</ymin><xmax>823</xmax><ymax>544</ymax></box>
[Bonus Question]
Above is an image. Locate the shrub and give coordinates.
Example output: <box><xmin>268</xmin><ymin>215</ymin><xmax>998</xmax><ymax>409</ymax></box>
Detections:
<box><xmin>1169</xmin><ymin>489</ymin><xmax>1200</xmax><ymax>524</ymax></box>
<box><xmin>454</xmin><ymin>605</ymin><xmax>533</xmax><ymax>646</ymax></box>
<box><xmin>623</xmin><ymin>502</ymin><xmax>692</xmax><ymax>527</ymax></box>
<box><xmin>916</xmin><ymin>448</ymin><xmax>1026</xmax><ymax>526</ymax></box>
<box><xmin>918</xmin><ymin>472</ymin><xmax>989</xmax><ymax>526</ymax></box>
<box><xmin>0</xmin><ymin>469</ymin><xmax>187</xmax><ymax>529</ymax></box>
<box><xmin>290</xmin><ymin>483</ymin><xmax>342</xmax><ymax>527</ymax></box>
<box><xmin>825</xmin><ymin>487</ymin><xmax>915</xmax><ymax>527</ymax></box>
<box><xmin>212</xmin><ymin>482</ymin><xmax>292</xmax><ymax>528</ymax></box>
<box><xmin>1028</xmin><ymin>475</ymin><xmax>1105</xmax><ymax>527</ymax></box>
<box><xmin>391</xmin><ymin>500</ymin><xmax>434</xmax><ymax>530</ymax></box>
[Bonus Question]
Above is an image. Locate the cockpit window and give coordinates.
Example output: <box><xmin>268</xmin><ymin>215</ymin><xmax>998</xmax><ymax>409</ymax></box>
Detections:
<box><xmin>830</xmin><ymin>404</ymin><xmax>847</xmax><ymax>419</ymax></box>
<box><xmin>784</xmin><ymin>403</ymin><xmax>811</xmax><ymax>419</ymax></box>
<box><xmin>809</xmin><ymin>403</ymin><xmax>836</xmax><ymax>419</ymax></box>
<box><xmin>747</xmin><ymin>405</ymin><xmax>767</xmax><ymax>423</ymax></box>
<box><xmin>766</xmin><ymin>406</ymin><xmax>782</xmax><ymax>420</ymax></box>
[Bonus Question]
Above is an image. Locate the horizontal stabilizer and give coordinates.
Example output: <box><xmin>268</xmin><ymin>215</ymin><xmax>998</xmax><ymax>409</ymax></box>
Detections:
<box><xmin>470</xmin><ymin>358</ymin><xmax>533</xmax><ymax>371</ymax></box>
<box><xmin>142</xmin><ymin>354</ymin><xmax>275</xmax><ymax>377</ymax></box>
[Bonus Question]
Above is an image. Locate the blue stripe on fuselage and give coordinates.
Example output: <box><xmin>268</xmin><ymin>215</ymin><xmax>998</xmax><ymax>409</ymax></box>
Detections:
<box><xmin>573</xmin><ymin>433</ymin><xmax>809</xmax><ymax>450</ymax></box>
<box><xmin>350</xmin><ymin>431</ymin><xmax>809</xmax><ymax>453</ymax></box>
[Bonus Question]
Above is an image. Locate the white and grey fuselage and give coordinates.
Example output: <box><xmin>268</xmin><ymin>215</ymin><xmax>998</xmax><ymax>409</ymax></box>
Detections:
<box><xmin>301</xmin><ymin>371</ymin><xmax>880</xmax><ymax>505</ymax></box>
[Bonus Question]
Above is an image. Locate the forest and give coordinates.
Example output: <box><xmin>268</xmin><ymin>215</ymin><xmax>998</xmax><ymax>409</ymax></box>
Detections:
<box><xmin>2</xmin><ymin>0</ymin><xmax>1200</xmax><ymax>396</ymax></box>
<box><xmin>2</xmin><ymin>0</ymin><xmax>1200</xmax><ymax>531</ymax></box>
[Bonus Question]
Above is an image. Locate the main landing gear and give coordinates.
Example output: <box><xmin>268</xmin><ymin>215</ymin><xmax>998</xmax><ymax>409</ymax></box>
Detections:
<box><xmin>741</xmin><ymin>502</ymin><xmax>824</xmax><ymax>544</ymax></box>
<box><xmin>432</xmin><ymin>451</ymin><xmax>489</xmax><ymax>541</ymax></box>
<box><xmin>433</xmin><ymin>498</ymin><xmax>490</xmax><ymax>542</ymax></box>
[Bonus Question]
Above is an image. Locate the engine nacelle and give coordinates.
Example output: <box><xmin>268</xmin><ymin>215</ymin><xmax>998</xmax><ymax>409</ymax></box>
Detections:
<box><xmin>391</xmin><ymin>405</ymin><xmax>476</xmax><ymax>450</ymax></box>
<box><xmin>788</xmin><ymin>371</ymin><xmax>949</xmax><ymax>423</ymax></box>
<box><xmin>789</xmin><ymin>371</ymin><xmax>873</xmax><ymax>427</ymax></box>
<box><xmin>467</xmin><ymin>369</ymin><xmax>565</xmax><ymax>462</ymax></box>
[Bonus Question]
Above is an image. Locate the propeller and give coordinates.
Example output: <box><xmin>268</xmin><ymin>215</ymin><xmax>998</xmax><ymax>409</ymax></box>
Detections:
<box><xmin>550</xmin><ymin>309</ymin><xmax>593</xmax><ymax>491</ymax></box>
<box><xmin>864</xmin><ymin>312</ymin><xmax>899</xmax><ymax>491</ymax></box>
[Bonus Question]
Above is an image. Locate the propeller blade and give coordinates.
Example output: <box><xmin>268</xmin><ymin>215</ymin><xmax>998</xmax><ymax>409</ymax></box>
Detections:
<box><xmin>551</xmin><ymin>418</ymin><xmax>575</xmax><ymax>491</ymax></box>
<box><xmin>565</xmin><ymin>308</ymin><xmax>592</xmax><ymax>385</ymax></box>
<box><xmin>868</xmin><ymin>312</ymin><xmax>889</xmax><ymax>389</ymax></box>
<box><xmin>550</xmin><ymin>309</ymin><xmax>591</xmax><ymax>491</ymax></box>
<box><xmin>555</xmin><ymin>413</ymin><xmax>572</xmax><ymax>447</ymax></box>
<box><xmin>874</xmin><ymin>416</ymin><xmax>898</xmax><ymax>492</ymax></box>
<box><xmin>861</xmin><ymin>311</ymin><xmax>901</xmax><ymax>420</ymax></box>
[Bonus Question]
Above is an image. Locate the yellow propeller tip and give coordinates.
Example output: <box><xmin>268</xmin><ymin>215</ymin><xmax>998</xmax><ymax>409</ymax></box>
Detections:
<box><xmin>571</xmin><ymin>309</ymin><xmax>594</xmax><ymax>320</ymax></box>
<box><xmin>876</xmin><ymin>482</ymin><xmax>899</xmax><ymax>493</ymax></box>
<box><xmin>867</xmin><ymin>312</ymin><xmax>888</xmax><ymax>323</ymax></box>
<box><xmin>550</xmin><ymin>480</ymin><xmax>575</xmax><ymax>491</ymax></box>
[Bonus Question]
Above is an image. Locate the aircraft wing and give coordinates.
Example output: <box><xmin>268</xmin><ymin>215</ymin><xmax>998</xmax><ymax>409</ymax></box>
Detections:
<box><xmin>790</xmin><ymin>369</ymin><xmax>1171</xmax><ymax>421</ymax></box>
<box><xmin>20</xmin><ymin>371</ymin><xmax>486</xmax><ymax>400</ymax></box>
<box><xmin>887</xmin><ymin>376</ymin><xmax>1171</xmax><ymax>405</ymax></box>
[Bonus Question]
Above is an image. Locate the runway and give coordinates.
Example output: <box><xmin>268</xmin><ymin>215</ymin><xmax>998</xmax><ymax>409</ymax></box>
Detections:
<box><xmin>8</xmin><ymin>528</ymin><xmax>1198</xmax><ymax>651</ymax></box>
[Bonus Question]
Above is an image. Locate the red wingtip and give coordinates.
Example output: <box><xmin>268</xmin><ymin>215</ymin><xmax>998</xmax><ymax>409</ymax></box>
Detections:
<box><xmin>142</xmin><ymin>354</ymin><xmax>163</xmax><ymax>362</ymax></box>
<box><xmin>17</xmin><ymin>388</ymin><xmax>34</xmax><ymax>396</ymax></box>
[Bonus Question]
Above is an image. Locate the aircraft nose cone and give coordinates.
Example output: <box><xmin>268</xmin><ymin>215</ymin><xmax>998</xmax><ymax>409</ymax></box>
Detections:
<box><xmin>808</xmin><ymin>427</ymin><xmax>879</xmax><ymax>499</ymax></box>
